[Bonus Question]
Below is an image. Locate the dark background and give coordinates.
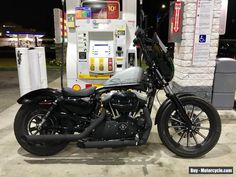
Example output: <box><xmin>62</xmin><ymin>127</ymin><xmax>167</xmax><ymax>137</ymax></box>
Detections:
<box><xmin>0</xmin><ymin>0</ymin><xmax>235</xmax><ymax>40</ymax></box>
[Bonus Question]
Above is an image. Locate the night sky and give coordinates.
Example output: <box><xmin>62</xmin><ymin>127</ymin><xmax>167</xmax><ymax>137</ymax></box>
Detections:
<box><xmin>222</xmin><ymin>0</ymin><xmax>236</xmax><ymax>39</ymax></box>
<box><xmin>0</xmin><ymin>0</ymin><xmax>62</xmax><ymax>37</ymax></box>
<box><xmin>0</xmin><ymin>0</ymin><xmax>167</xmax><ymax>38</ymax></box>
<box><xmin>0</xmin><ymin>0</ymin><xmax>235</xmax><ymax>39</ymax></box>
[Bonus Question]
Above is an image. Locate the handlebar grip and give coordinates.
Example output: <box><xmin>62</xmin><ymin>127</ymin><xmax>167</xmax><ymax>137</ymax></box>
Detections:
<box><xmin>133</xmin><ymin>38</ymin><xmax>139</xmax><ymax>46</ymax></box>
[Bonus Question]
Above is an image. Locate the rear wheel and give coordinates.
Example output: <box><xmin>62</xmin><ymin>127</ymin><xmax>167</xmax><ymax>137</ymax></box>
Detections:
<box><xmin>14</xmin><ymin>104</ymin><xmax>68</xmax><ymax>156</ymax></box>
<box><xmin>158</xmin><ymin>96</ymin><xmax>221</xmax><ymax>158</ymax></box>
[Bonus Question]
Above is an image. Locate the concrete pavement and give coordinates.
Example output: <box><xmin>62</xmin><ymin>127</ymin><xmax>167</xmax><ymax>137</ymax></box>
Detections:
<box><xmin>0</xmin><ymin>78</ymin><xmax>236</xmax><ymax>177</ymax></box>
<box><xmin>0</xmin><ymin>69</ymin><xmax>61</xmax><ymax>113</ymax></box>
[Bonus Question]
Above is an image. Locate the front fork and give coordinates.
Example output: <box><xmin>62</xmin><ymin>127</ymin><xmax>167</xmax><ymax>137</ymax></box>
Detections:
<box><xmin>152</xmin><ymin>67</ymin><xmax>193</xmax><ymax>128</ymax></box>
<box><xmin>163</xmin><ymin>85</ymin><xmax>193</xmax><ymax>128</ymax></box>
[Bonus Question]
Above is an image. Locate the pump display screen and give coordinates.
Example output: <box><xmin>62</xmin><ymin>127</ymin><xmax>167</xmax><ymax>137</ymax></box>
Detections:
<box><xmin>92</xmin><ymin>44</ymin><xmax>111</xmax><ymax>57</ymax></box>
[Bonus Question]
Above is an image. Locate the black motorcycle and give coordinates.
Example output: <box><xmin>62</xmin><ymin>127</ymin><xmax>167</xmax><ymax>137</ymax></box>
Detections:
<box><xmin>14</xmin><ymin>27</ymin><xmax>221</xmax><ymax>158</ymax></box>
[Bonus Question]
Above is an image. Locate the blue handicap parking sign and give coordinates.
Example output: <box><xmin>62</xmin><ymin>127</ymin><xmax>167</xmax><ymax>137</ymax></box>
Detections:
<box><xmin>199</xmin><ymin>35</ymin><xmax>206</xmax><ymax>43</ymax></box>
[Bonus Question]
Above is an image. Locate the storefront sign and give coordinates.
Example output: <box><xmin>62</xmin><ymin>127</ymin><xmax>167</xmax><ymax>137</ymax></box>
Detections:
<box><xmin>168</xmin><ymin>1</ymin><xmax>184</xmax><ymax>43</ymax></box>
<box><xmin>173</xmin><ymin>2</ymin><xmax>182</xmax><ymax>33</ymax></box>
<box><xmin>192</xmin><ymin>0</ymin><xmax>214</xmax><ymax>64</ymax></box>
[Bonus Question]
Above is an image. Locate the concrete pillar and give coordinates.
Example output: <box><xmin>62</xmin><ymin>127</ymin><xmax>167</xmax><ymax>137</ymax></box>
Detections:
<box><xmin>55</xmin><ymin>43</ymin><xmax>67</xmax><ymax>64</ymax></box>
<box><xmin>172</xmin><ymin>0</ymin><xmax>222</xmax><ymax>102</ymax></box>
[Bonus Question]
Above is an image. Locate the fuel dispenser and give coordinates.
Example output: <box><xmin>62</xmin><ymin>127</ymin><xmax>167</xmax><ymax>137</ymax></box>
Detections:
<box><xmin>65</xmin><ymin>0</ymin><xmax>138</xmax><ymax>89</ymax></box>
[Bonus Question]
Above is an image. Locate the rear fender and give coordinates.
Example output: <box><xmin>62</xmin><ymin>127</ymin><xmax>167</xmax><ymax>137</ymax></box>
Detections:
<box><xmin>154</xmin><ymin>93</ymin><xmax>195</xmax><ymax>125</ymax></box>
<box><xmin>17</xmin><ymin>88</ymin><xmax>62</xmax><ymax>104</ymax></box>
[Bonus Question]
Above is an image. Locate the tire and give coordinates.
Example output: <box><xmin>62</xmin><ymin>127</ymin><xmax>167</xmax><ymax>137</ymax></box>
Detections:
<box><xmin>14</xmin><ymin>104</ymin><xmax>68</xmax><ymax>156</ymax></box>
<box><xmin>157</xmin><ymin>96</ymin><xmax>221</xmax><ymax>158</ymax></box>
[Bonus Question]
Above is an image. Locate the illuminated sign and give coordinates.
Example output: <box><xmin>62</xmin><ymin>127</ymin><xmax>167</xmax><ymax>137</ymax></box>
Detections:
<box><xmin>75</xmin><ymin>7</ymin><xmax>92</xmax><ymax>19</ymax></box>
<box><xmin>53</xmin><ymin>8</ymin><xmax>68</xmax><ymax>44</ymax></box>
<box><xmin>80</xmin><ymin>0</ymin><xmax>120</xmax><ymax>19</ymax></box>
<box><xmin>107</xmin><ymin>2</ymin><xmax>119</xmax><ymax>19</ymax></box>
<box><xmin>168</xmin><ymin>1</ymin><xmax>183</xmax><ymax>43</ymax></box>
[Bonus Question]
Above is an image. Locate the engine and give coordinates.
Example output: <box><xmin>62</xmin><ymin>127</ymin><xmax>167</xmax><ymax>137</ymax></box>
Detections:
<box><xmin>92</xmin><ymin>90</ymin><xmax>148</xmax><ymax>140</ymax></box>
<box><xmin>102</xmin><ymin>90</ymin><xmax>147</xmax><ymax>114</ymax></box>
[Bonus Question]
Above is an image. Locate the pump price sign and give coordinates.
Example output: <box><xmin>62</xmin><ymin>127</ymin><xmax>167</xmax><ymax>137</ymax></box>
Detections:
<box><xmin>107</xmin><ymin>2</ymin><xmax>119</xmax><ymax>19</ymax></box>
<box><xmin>80</xmin><ymin>0</ymin><xmax>120</xmax><ymax>19</ymax></box>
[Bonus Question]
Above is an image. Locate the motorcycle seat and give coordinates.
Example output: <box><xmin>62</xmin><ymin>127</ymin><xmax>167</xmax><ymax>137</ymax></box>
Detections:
<box><xmin>63</xmin><ymin>86</ymin><xmax>96</xmax><ymax>97</ymax></box>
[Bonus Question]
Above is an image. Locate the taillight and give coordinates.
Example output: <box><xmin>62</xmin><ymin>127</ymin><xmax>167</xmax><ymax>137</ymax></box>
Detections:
<box><xmin>39</xmin><ymin>101</ymin><xmax>52</xmax><ymax>108</ymax></box>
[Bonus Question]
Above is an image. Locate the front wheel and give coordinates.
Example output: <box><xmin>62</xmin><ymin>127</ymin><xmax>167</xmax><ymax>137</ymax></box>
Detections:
<box><xmin>158</xmin><ymin>96</ymin><xmax>221</xmax><ymax>158</ymax></box>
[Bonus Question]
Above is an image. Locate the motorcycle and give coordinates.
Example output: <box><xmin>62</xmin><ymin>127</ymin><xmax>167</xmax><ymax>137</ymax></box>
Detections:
<box><xmin>14</xmin><ymin>27</ymin><xmax>221</xmax><ymax>158</ymax></box>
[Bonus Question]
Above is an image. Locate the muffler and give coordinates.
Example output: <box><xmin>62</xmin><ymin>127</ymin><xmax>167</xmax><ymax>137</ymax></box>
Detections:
<box><xmin>24</xmin><ymin>112</ymin><xmax>105</xmax><ymax>143</ymax></box>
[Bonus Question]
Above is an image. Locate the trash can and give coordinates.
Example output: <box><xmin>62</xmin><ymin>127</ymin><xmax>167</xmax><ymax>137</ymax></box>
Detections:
<box><xmin>15</xmin><ymin>47</ymin><xmax>48</xmax><ymax>96</ymax></box>
<box><xmin>212</xmin><ymin>58</ymin><xmax>236</xmax><ymax>109</ymax></box>
<box><xmin>28</xmin><ymin>48</ymin><xmax>41</xmax><ymax>90</ymax></box>
<box><xmin>15</xmin><ymin>48</ymin><xmax>32</xmax><ymax>96</ymax></box>
<box><xmin>36</xmin><ymin>47</ymin><xmax>48</xmax><ymax>88</ymax></box>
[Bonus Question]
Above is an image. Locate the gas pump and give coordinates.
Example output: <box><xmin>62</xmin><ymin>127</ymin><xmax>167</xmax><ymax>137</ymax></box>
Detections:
<box><xmin>65</xmin><ymin>0</ymin><xmax>138</xmax><ymax>89</ymax></box>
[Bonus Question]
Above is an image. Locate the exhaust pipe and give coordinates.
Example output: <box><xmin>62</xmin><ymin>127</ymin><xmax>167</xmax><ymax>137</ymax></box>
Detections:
<box><xmin>78</xmin><ymin>140</ymin><xmax>137</xmax><ymax>148</ymax></box>
<box><xmin>24</xmin><ymin>111</ymin><xmax>105</xmax><ymax>143</ymax></box>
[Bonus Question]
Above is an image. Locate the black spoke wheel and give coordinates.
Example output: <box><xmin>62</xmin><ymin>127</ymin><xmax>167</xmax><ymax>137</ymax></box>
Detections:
<box><xmin>14</xmin><ymin>104</ymin><xmax>69</xmax><ymax>156</ymax></box>
<box><xmin>158</xmin><ymin>96</ymin><xmax>221</xmax><ymax>158</ymax></box>
<box><xmin>27</xmin><ymin>113</ymin><xmax>55</xmax><ymax>136</ymax></box>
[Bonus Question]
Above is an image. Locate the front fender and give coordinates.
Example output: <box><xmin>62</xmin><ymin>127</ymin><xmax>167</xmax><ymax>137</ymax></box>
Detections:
<box><xmin>154</xmin><ymin>93</ymin><xmax>195</xmax><ymax>125</ymax></box>
<box><xmin>17</xmin><ymin>88</ymin><xmax>62</xmax><ymax>104</ymax></box>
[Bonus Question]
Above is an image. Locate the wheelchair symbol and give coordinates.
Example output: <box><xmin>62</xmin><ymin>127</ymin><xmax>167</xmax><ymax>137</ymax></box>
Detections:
<box><xmin>199</xmin><ymin>35</ymin><xmax>206</xmax><ymax>43</ymax></box>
